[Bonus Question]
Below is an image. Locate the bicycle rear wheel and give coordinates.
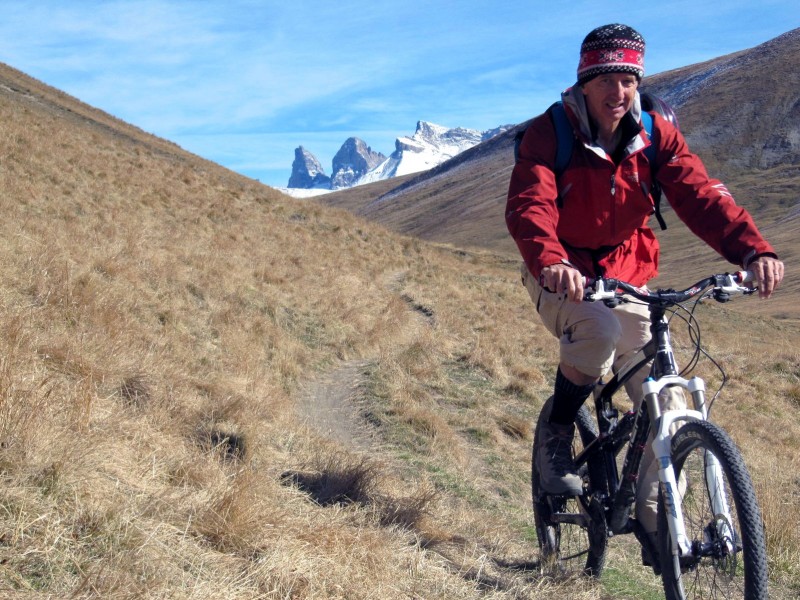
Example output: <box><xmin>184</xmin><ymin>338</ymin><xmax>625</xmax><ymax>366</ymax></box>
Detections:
<box><xmin>531</xmin><ymin>397</ymin><xmax>607</xmax><ymax>577</ymax></box>
<box><xmin>657</xmin><ymin>420</ymin><xmax>768</xmax><ymax>599</ymax></box>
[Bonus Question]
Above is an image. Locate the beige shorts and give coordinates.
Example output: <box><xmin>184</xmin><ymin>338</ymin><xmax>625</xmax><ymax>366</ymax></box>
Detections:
<box><xmin>521</xmin><ymin>262</ymin><xmax>650</xmax><ymax>387</ymax></box>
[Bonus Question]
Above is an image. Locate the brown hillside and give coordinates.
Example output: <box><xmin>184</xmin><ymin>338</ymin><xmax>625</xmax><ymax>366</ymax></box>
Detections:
<box><xmin>321</xmin><ymin>29</ymin><xmax>800</xmax><ymax>318</ymax></box>
<box><xmin>0</xmin><ymin>52</ymin><xmax>798</xmax><ymax>599</ymax></box>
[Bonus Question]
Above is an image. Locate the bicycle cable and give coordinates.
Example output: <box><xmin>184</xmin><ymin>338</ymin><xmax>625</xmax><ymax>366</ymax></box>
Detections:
<box><xmin>685</xmin><ymin>291</ymin><xmax>729</xmax><ymax>413</ymax></box>
<box><xmin>656</xmin><ymin>293</ymin><xmax>728</xmax><ymax>415</ymax></box>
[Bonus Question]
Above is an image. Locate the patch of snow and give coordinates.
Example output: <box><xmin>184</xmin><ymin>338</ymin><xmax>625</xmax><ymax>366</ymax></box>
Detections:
<box><xmin>277</xmin><ymin>187</ymin><xmax>333</xmax><ymax>198</ymax></box>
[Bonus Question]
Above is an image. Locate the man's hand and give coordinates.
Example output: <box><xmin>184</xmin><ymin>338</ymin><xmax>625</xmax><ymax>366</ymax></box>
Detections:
<box><xmin>540</xmin><ymin>263</ymin><xmax>584</xmax><ymax>303</ymax></box>
<box><xmin>750</xmin><ymin>256</ymin><xmax>784</xmax><ymax>299</ymax></box>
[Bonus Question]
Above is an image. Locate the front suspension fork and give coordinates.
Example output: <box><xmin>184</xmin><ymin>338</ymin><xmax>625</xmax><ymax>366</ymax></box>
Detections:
<box><xmin>642</xmin><ymin>375</ymin><xmax>734</xmax><ymax>559</ymax></box>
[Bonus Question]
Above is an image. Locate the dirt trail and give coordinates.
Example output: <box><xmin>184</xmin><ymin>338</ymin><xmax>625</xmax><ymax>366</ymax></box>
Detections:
<box><xmin>295</xmin><ymin>359</ymin><xmax>379</xmax><ymax>451</ymax></box>
<box><xmin>294</xmin><ymin>269</ymin><xmax>432</xmax><ymax>449</ymax></box>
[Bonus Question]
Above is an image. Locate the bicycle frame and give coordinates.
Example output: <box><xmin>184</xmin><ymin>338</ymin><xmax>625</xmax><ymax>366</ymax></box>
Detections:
<box><xmin>575</xmin><ymin>297</ymin><xmax>736</xmax><ymax>561</ymax></box>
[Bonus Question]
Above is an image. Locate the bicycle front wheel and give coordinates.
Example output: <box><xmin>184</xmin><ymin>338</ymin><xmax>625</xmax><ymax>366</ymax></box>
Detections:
<box><xmin>656</xmin><ymin>420</ymin><xmax>768</xmax><ymax>600</ymax></box>
<box><xmin>531</xmin><ymin>397</ymin><xmax>607</xmax><ymax>578</ymax></box>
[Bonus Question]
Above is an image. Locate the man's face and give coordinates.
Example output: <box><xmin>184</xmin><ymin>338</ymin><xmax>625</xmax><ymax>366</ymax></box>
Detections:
<box><xmin>581</xmin><ymin>73</ymin><xmax>639</xmax><ymax>132</ymax></box>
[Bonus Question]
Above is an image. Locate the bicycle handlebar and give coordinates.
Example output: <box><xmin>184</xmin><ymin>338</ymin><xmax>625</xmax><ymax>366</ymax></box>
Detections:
<box><xmin>584</xmin><ymin>271</ymin><xmax>756</xmax><ymax>305</ymax></box>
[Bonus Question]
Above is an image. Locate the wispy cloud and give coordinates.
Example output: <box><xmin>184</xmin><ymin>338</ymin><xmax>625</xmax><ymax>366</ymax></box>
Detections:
<box><xmin>0</xmin><ymin>0</ymin><xmax>795</xmax><ymax>186</ymax></box>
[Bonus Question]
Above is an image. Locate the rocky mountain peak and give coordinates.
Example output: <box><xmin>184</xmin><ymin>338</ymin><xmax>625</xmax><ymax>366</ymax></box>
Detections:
<box><xmin>414</xmin><ymin>121</ymin><xmax>482</xmax><ymax>147</ymax></box>
<box><xmin>414</xmin><ymin>121</ymin><xmax>449</xmax><ymax>142</ymax></box>
<box><xmin>287</xmin><ymin>146</ymin><xmax>331</xmax><ymax>189</ymax></box>
<box><xmin>330</xmin><ymin>138</ymin><xmax>386</xmax><ymax>189</ymax></box>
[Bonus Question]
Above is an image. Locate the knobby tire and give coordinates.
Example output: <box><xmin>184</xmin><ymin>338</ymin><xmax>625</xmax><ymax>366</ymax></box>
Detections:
<box><xmin>656</xmin><ymin>420</ymin><xmax>768</xmax><ymax>600</ymax></box>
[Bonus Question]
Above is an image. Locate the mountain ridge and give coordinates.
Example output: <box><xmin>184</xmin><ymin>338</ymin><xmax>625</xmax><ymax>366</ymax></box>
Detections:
<box><xmin>286</xmin><ymin>120</ymin><xmax>511</xmax><ymax>193</ymax></box>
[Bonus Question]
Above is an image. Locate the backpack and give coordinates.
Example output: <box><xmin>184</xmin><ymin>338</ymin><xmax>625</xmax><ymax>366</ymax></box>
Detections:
<box><xmin>513</xmin><ymin>92</ymin><xmax>677</xmax><ymax>230</ymax></box>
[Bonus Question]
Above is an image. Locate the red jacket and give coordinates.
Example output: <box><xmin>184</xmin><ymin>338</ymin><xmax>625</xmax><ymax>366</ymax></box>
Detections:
<box><xmin>506</xmin><ymin>89</ymin><xmax>776</xmax><ymax>286</ymax></box>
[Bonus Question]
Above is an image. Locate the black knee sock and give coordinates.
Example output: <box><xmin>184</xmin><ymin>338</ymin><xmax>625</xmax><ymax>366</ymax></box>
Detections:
<box><xmin>549</xmin><ymin>368</ymin><xmax>596</xmax><ymax>425</ymax></box>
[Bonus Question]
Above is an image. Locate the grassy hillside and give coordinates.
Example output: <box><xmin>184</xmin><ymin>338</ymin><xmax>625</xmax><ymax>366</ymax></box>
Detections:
<box><xmin>0</xmin><ymin>63</ymin><xmax>799</xmax><ymax>599</ymax></box>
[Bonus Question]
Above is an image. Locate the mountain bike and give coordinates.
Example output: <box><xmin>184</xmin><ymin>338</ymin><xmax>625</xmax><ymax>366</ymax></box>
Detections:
<box><xmin>531</xmin><ymin>271</ymin><xmax>769</xmax><ymax>599</ymax></box>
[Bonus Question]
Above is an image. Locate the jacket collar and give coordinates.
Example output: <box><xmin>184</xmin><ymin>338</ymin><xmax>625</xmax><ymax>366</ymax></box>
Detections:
<box><xmin>561</xmin><ymin>85</ymin><xmax>647</xmax><ymax>156</ymax></box>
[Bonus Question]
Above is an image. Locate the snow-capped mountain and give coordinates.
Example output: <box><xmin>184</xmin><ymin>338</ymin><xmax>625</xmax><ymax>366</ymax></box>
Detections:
<box><xmin>358</xmin><ymin>121</ymin><xmax>489</xmax><ymax>185</ymax></box>
<box><xmin>284</xmin><ymin>121</ymin><xmax>510</xmax><ymax>194</ymax></box>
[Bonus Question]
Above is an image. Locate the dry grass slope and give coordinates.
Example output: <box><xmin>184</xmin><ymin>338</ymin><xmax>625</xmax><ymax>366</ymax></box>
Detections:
<box><xmin>0</xmin><ymin>62</ymin><xmax>798</xmax><ymax>600</ymax></box>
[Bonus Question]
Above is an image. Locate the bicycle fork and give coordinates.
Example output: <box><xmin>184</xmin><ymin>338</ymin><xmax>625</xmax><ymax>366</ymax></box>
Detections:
<box><xmin>643</xmin><ymin>375</ymin><xmax>736</xmax><ymax>561</ymax></box>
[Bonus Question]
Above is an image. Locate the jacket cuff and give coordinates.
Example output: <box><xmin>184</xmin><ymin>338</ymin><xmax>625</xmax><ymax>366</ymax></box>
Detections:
<box><xmin>742</xmin><ymin>250</ymin><xmax>778</xmax><ymax>269</ymax></box>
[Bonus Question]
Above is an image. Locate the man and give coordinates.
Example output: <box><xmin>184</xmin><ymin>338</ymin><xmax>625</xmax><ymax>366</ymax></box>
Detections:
<box><xmin>506</xmin><ymin>23</ymin><xmax>784</xmax><ymax>560</ymax></box>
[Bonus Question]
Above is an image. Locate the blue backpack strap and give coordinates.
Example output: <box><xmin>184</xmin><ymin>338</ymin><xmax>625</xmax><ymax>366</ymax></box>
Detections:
<box><xmin>548</xmin><ymin>101</ymin><xmax>573</xmax><ymax>177</ymax></box>
<box><xmin>513</xmin><ymin>101</ymin><xmax>574</xmax><ymax>171</ymax></box>
<box><xmin>513</xmin><ymin>128</ymin><xmax>525</xmax><ymax>163</ymax></box>
<box><xmin>641</xmin><ymin>110</ymin><xmax>656</xmax><ymax>164</ymax></box>
<box><xmin>640</xmin><ymin>109</ymin><xmax>668</xmax><ymax>230</ymax></box>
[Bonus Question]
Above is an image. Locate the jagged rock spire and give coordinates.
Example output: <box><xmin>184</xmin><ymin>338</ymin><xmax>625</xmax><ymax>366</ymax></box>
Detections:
<box><xmin>287</xmin><ymin>146</ymin><xmax>331</xmax><ymax>189</ymax></box>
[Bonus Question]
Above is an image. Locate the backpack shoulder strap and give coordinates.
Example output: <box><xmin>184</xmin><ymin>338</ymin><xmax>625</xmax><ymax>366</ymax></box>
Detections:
<box><xmin>512</xmin><ymin>100</ymin><xmax>574</xmax><ymax>171</ymax></box>
<box><xmin>641</xmin><ymin>110</ymin><xmax>656</xmax><ymax>164</ymax></box>
<box><xmin>548</xmin><ymin>101</ymin><xmax>573</xmax><ymax>177</ymax></box>
<box><xmin>639</xmin><ymin>108</ymin><xmax>668</xmax><ymax>230</ymax></box>
<box><xmin>513</xmin><ymin>128</ymin><xmax>525</xmax><ymax>163</ymax></box>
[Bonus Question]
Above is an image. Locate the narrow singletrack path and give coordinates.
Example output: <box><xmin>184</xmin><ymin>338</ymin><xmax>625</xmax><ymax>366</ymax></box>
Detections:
<box><xmin>295</xmin><ymin>359</ymin><xmax>379</xmax><ymax>451</ymax></box>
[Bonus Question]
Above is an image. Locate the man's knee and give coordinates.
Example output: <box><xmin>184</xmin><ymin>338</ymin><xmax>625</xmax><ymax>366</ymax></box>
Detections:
<box><xmin>560</xmin><ymin>313</ymin><xmax>622</xmax><ymax>379</ymax></box>
<box><xmin>660</xmin><ymin>385</ymin><xmax>687</xmax><ymax>411</ymax></box>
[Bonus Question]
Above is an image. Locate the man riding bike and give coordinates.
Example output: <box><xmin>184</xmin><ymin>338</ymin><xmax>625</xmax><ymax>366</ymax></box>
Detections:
<box><xmin>505</xmin><ymin>23</ymin><xmax>784</xmax><ymax>564</ymax></box>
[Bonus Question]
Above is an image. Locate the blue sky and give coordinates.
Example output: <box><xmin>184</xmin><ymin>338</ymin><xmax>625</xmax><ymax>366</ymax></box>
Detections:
<box><xmin>0</xmin><ymin>1</ymin><xmax>797</xmax><ymax>188</ymax></box>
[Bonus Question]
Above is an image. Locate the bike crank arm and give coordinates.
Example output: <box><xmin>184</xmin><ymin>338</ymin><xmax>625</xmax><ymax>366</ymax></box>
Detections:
<box><xmin>549</xmin><ymin>512</ymin><xmax>591</xmax><ymax>527</ymax></box>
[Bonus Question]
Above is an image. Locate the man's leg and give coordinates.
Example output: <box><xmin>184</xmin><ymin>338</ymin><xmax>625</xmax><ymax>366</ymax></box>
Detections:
<box><xmin>537</xmin><ymin>366</ymin><xmax>597</xmax><ymax>495</ymax></box>
<box><xmin>635</xmin><ymin>388</ymin><xmax>686</xmax><ymax>531</ymax></box>
<box><xmin>522</xmin><ymin>264</ymin><xmax>620</xmax><ymax>495</ymax></box>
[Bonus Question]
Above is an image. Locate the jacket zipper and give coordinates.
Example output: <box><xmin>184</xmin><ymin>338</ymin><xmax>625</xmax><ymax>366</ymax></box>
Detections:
<box><xmin>610</xmin><ymin>173</ymin><xmax>617</xmax><ymax>237</ymax></box>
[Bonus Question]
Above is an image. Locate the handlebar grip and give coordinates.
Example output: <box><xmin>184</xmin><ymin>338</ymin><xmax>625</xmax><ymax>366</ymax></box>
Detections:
<box><xmin>735</xmin><ymin>270</ymin><xmax>755</xmax><ymax>284</ymax></box>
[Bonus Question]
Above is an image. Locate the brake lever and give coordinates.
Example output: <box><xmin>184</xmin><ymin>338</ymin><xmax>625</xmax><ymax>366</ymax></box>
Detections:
<box><xmin>584</xmin><ymin>278</ymin><xmax>615</xmax><ymax>302</ymax></box>
<box><xmin>712</xmin><ymin>272</ymin><xmax>758</xmax><ymax>302</ymax></box>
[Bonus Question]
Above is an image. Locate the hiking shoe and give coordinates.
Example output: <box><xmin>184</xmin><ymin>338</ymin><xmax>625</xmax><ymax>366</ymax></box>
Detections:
<box><xmin>535</xmin><ymin>420</ymin><xmax>583</xmax><ymax>496</ymax></box>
